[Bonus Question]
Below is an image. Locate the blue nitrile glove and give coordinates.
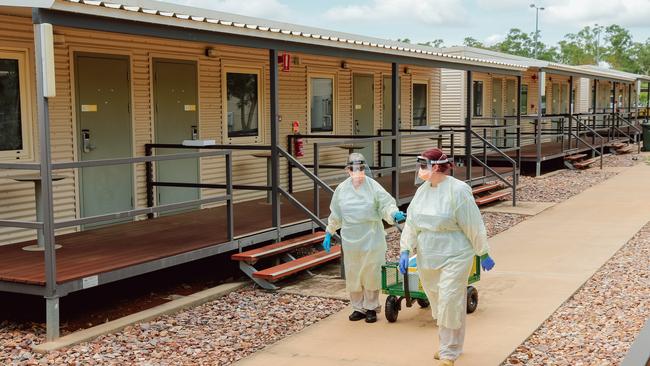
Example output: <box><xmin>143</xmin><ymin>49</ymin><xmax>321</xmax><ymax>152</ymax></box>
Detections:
<box><xmin>392</xmin><ymin>211</ymin><xmax>406</xmax><ymax>223</ymax></box>
<box><xmin>322</xmin><ymin>232</ymin><xmax>332</xmax><ymax>253</ymax></box>
<box><xmin>481</xmin><ymin>254</ymin><xmax>495</xmax><ymax>271</ymax></box>
<box><xmin>399</xmin><ymin>251</ymin><xmax>410</xmax><ymax>274</ymax></box>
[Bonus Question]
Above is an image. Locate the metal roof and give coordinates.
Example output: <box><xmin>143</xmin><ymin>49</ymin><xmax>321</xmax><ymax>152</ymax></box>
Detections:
<box><xmin>578</xmin><ymin>65</ymin><xmax>650</xmax><ymax>82</ymax></box>
<box><xmin>440</xmin><ymin>46</ymin><xmax>643</xmax><ymax>83</ymax></box>
<box><xmin>15</xmin><ymin>0</ymin><xmax>527</xmax><ymax>72</ymax></box>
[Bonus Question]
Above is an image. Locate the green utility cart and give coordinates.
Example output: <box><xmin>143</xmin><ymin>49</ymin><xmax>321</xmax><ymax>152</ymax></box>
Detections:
<box><xmin>381</xmin><ymin>256</ymin><xmax>482</xmax><ymax>323</ymax></box>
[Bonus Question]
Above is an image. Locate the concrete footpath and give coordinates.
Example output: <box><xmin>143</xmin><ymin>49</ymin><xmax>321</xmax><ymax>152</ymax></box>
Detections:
<box><xmin>236</xmin><ymin>163</ymin><xmax>650</xmax><ymax>366</ymax></box>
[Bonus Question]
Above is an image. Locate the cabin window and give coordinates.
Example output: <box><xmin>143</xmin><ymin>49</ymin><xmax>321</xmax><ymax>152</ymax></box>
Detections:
<box><xmin>520</xmin><ymin>84</ymin><xmax>528</xmax><ymax>115</ymax></box>
<box><xmin>225</xmin><ymin>70</ymin><xmax>261</xmax><ymax>141</ymax></box>
<box><xmin>310</xmin><ymin>77</ymin><xmax>334</xmax><ymax>132</ymax></box>
<box><xmin>412</xmin><ymin>83</ymin><xmax>428</xmax><ymax>126</ymax></box>
<box><xmin>0</xmin><ymin>52</ymin><xmax>31</xmax><ymax>161</ymax></box>
<box><xmin>473</xmin><ymin>80</ymin><xmax>483</xmax><ymax>117</ymax></box>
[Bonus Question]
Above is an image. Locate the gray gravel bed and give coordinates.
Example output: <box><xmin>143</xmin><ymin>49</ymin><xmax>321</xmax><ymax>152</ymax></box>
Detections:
<box><xmin>503</xmin><ymin>222</ymin><xmax>650</xmax><ymax>366</ymax></box>
<box><xmin>0</xmin><ymin>288</ymin><xmax>347</xmax><ymax>365</ymax></box>
<box><xmin>516</xmin><ymin>170</ymin><xmax>618</xmax><ymax>203</ymax></box>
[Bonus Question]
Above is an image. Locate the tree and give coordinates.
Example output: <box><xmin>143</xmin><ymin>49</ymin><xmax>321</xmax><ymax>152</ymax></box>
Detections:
<box><xmin>492</xmin><ymin>28</ymin><xmax>535</xmax><ymax>57</ymax></box>
<box><xmin>418</xmin><ymin>39</ymin><xmax>444</xmax><ymax>48</ymax></box>
<box><xmin>631</xmin><ymin>38</ymin><xmax>650</xmax><ymax>75</ymax></box>
<box><xmin>557</xmin><ymin>25</ymin><xmax>604</xmax><ymax>65</ymax></box>
<box><xmin>396</xmin><ymin>38</ymin><xmax>411</xmax><ymax>43</ymax></box>
<box><xmin>490</xmin><ymin>28</ymin><xmax>558</xmax><ymax>60</ymax></box>
<box><xmin>603</xmin><ymin>25</ymin><xmax>634</xmax><ymax>70</ymax></box>
<box><xmin>463</xmin><ymin>37</ymin><xmax>485</xmax><ymax>48</ymax></box>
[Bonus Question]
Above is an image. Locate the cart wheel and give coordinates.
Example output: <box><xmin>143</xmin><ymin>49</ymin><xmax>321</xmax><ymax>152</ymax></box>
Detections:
<box><xmin>416</xmin><ymin>298</ymin><xmax>430</xmax><ymax>308</ymax></box>
<box><xmin>385</xmin><ymin>295</ymin><xmax>400</xmax><ymax>323</ymax></box>
<box><xmin>467</xmin><ymin>286</ymin><xmax>478</xmax><ymax>314</ymax></box>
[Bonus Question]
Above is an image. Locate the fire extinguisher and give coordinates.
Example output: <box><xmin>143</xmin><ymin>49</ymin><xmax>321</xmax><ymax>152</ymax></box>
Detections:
<box><xmin>292</xmin><ymin>121</ymin><xmax>304</xmax><ymax>158</ymax></box>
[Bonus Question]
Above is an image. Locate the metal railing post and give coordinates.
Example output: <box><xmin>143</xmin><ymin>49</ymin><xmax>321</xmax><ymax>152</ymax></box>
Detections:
<box><xmin>225</xmin><ymin>152</ymin><xmax>234</xmax><ymax>242</ymax></box>
<box><xmin>516</xmin><ymin>75</ymin><xmax>522</xmax><ymax>188</ymax></box>
<box><xmin>145</xmin><ymin>145</ymin><xmax>154</xmax><ymax>219</ymax></box>
<box><xmin>391</xmin><ymin>62</ymin><xmax>400</xmax><ymax>201</ymax></box>
<box><xmin>269</xmin><ymin>49</ymin><xmax>281</xmax><ymax>241</ymax></box>
<box><xmin>32</xmin><ymin>14</ymin><xmax>59</xmax><ymax>341</ymax></box>
<box><xmin>287</xmin><ymin>135</ymin><xmax>293</xmax><ymax>193</ymax></box>
<box><xmin>482</xmin><ymin>128</ymin><xmax>487</xmax><ymax>178</ymax></box>
<box><xmin>313</xmin><ymin>143</ymin><xmax>320</xmax><ymax>221</ymax></box>
<box><xmin>465</xmin><ymin>71</ymin><xmax>473</xmax><ymax>182</ymax></box>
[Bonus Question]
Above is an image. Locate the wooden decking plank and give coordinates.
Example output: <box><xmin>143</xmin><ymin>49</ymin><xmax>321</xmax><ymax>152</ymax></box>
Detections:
<box><xmin>472</xmin><ymin>183</ymin><xmax>502</xmax><ymax>195</ymax></box>
<box><xmin>252</xmin><ymin>246</ymin><xmax>341</xmax><ymax>281</ymax></box>
<box><xmin>232</xmin><ymin>232</ymin><xmax>325</xmax><ymax>263</ymax></box>
<box><xmin>475</xmin><ymin>190</ymin><xmax>510</xmax><ymax>206</ymax></box>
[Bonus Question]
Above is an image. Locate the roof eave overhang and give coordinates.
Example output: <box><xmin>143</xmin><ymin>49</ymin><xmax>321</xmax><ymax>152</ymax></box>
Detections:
<box><xmin>31</xmin><ymin>3</ymin><xmax>525</xmax><ymax>75</ymax></box>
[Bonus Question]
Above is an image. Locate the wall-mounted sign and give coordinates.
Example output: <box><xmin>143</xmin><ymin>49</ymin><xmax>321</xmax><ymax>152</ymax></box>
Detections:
<box><xmin>81</xmin><ymin>104</ymin><xmax>97</xmax><ymax>112</ymax></box>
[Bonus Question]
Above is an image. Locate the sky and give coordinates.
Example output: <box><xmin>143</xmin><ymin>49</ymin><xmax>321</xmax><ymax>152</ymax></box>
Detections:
<box><xmin>166</xmin><ymin>0</ymin><xmax>650</xmax><ymax>48</ymax></box>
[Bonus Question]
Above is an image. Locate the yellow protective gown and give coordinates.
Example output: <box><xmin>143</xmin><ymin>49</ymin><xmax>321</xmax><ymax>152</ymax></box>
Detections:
<box><xmin>327</xmin><ymin>176</ymin><xmax>398</xmax><ymax>292</ymax></box>
<box><xmin>400</xmin><ymin>176</ymin><xmax>489</xmax><ymax>329</ymax></box>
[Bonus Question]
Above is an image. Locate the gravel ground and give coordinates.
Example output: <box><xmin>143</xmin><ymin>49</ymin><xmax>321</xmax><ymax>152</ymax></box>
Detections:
<box><xmin>516</xmin><ymin>169</ymin><xmax>618</xmax><ymax>203</ymax></box>
<box><xmin>0</xmin><ymin>288</ymin><xmax>347</xmax><ymax>365</ymax></box>
<box><xmin>503</xmin><ymin>222</ymin><xmax>650</xmax><ymax>366</ymax></box>
<box><xmin>602</xmin><ymin>152</ymin><xmax>643</xmax><ymax>167</ymax></box>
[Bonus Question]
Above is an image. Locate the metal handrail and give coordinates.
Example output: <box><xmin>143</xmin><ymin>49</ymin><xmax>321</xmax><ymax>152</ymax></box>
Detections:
<box><xmin>277</xmin><ymin>148</ymin><xmax>341</xmax><ymax>244</ymax></box>
<box><xmin>53</xmin><ymin>194</ymin><xmax>231</xmax><ymax>229</ymax></box>
<box><xmin>470</xmin><ymin>130</ymin><xmax>516</xmax><ymax>166</ymax></box>
<box><xmin>571</xmin><ymin>116</ymin><xmax>604</xmax><ymax>169</ymax></box>
<box><xmin>570</xmin><ymin>132</ymin><xmax>605</xmax><ymax>169</ymax></box>
<box><xmin>0</xmin><ymin>162</ymin><xmax>41</xmax><ymax>170</ymax></box>
<box><xmin>0</xmin><ymin>219</ymin><xmax>44</xmax><ymax>230</ymax></box>
<box><xmin>278</xmin><ymin>147</ymin><xmax>333</xmax><ymax>194</ymax></box>
<box><xmin>469</xmin><ymin>130</ymin><xmax>517</xmax><ymax>205</ymax></box>
<box><xmin>617</xmin><ymin>113</ymin><xmax>642</xmax><ymax>134</ymax></box>
<box><xmin>0</xmin><ymin>147</ymin><xmax>236</xmax><ymax>242</ymax></box>
<box><xmin>53</xmin><ymin>150</ymin><xmax>229</xmax><ymax>170</ymax></box>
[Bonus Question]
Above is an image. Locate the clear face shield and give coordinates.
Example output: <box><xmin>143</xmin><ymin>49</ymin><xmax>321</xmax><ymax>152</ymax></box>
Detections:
<box><xmin>414</xmin><ymin>155</ymin><xmax>449</xmax><ymax>185</ymax></box>
<box><xmin>346</xmin><ymin>163</ymin><xmax>370</xmax><ymax>188</ymax></box>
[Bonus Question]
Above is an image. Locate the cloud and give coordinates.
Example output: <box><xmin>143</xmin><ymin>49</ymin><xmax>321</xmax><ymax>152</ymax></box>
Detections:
<box><xmin>324</xmin><ymin>0</ymin><xmax>467</xmax><ymax>26</ymax></box>
<box><xmin>485</xmin><ymin>33</ymin><xmax>505</xmax><ymax>45</ymax></box>
<box><xmin>543</xmin><ymin>0</ymin><xmax>650</xmax><ymax>27</ymax></box>
<box><xmin>476</xmin><ymin>0</ymin><xmax>527</xmax><ymax>10</ymax></box>
<box><xmin>167</xmin><ymin>0</ymin><xmax>293</xmax><ymax>21</ymax></box>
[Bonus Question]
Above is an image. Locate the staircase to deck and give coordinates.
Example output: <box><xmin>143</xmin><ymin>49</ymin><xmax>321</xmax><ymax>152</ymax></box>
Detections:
<box><xmin>232</xmin><ymin>231</ymin><xmax>339</xmax><ymax>290</ymax></box>
<box><xmin>472</xmin><ymin>182</ymin><xmax>510</xmax><ymax>206</ymax></box>
<box><xmin>564</xmin><ymin>153</ymin><xmax>598</xmax><ymax>170</ymax></box>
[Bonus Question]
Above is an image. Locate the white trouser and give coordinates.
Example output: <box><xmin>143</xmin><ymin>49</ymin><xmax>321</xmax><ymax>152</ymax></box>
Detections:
<box><xmin>418</xmin><ymin>266</ymin><xmax>470</xmax><ymax>361</ymax></box>
<box><xmin>349</xmin><ymin>289</ymin><xmax>380</xmax><ymax>313</ymax></box>
<box><xmin>438</xmin><ymin>298</ymin><xmax>466</xmax><ymax>360</ymax></box>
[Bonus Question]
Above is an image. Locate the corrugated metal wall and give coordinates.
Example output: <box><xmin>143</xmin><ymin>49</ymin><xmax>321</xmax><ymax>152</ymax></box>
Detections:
<box><xmin>0</xmin><ymin>14</ymin><xmax>446</xmax><ymax>245</ymax></box>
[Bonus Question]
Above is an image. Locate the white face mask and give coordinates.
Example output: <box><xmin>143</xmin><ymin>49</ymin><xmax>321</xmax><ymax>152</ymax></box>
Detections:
<box><xmin>417</xmin><ymin>167</ymin><xmax>432</xmax><ymax>182</ymax></box>
<box><xmin>350</xmin><ymin>170</ymin><xmax>366</xmax><ymax>188</ymax></box>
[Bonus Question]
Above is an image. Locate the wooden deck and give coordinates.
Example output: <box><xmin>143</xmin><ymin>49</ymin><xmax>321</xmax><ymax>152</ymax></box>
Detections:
<box><xmin>483</xmin><ymin>136</ymin><xmax>632</xmax><ymax>162</ymax></box>
<box><xmin>0</xmin><ymin>166</ymin><xmax>512</xmax><ymax>287</ymax></box>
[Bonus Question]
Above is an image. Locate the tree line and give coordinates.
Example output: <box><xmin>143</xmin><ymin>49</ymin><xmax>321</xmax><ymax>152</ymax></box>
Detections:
<box><xmin>399</xmin><ymin>24</ymin><xmax>650</xmax><ymax>75</ymax></box>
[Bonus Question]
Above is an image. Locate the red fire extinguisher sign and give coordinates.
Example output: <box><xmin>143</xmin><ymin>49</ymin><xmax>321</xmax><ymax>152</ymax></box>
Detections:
<box><xmin>292</xmin><ymin>120</ymin><xmax>304</xmax><ymax>158</ymax></box>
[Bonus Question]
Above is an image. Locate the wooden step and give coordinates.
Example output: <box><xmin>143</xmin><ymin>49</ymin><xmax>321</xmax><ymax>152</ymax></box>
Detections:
<box><xmin>564</xmin><ymin>153</ymin><xmax>587</xmax><ymax>162</ymax></box>
<box><xmin>232</xmin><ymin>232</ymin><xmax>325</xmax><ymax>264</ymax></box>
<box><xmin>475</xmin><ymin>190</ymin><xmax>510</xmax><ymax>206</ymax></box>
<box><xmin>616</xmin><ymin>145</ymin><xmax>634</xmax><ymax>154</ymax></box>
<box><xmin>610</xmin><ymin>142</ymin><xmax>626</xmax><ymax>149</ymax></box>
<box><xmin>472</xmin><ymin>182</ymin><xmax>502</xmax><ymax>196</ymax></box>
<box><xmin>573</xmin><ymin>157</ymin><xmax>598</xmax><ymax>169</ymax></box>
<box><xmin>252</xmin><ymin>245</ymin><xmax>341</xmax><ymax>281</ymax></box>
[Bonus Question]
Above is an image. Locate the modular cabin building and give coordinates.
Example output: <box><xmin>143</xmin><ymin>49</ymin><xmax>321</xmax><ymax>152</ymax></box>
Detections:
<box><xmin>437</xmin><ymin>46</ymin><xmax>646</xmax><ymax>175</ymax></box>
<box><xmin>577</xmin><ymin>64</ymin><xmax>650</xmax><ymax>117</ymax></box>
<box><xmin>0</xmin><ymin>0</ymin><xmax>528</xmax><ymax>340</ymax></box>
